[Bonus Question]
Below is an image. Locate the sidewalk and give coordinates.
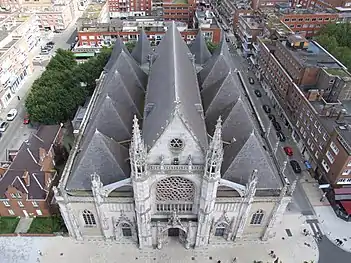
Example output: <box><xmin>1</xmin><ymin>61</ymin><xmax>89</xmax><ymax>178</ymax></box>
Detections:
<box><xmin>300</xmin><ymin>173</ymin><xmax>351</xmax><ymax>253</ymax></box>
<box><xmin>0</xmin><ymin>214</ymin><xmax>318</xmax><ymax>263</ymax></box>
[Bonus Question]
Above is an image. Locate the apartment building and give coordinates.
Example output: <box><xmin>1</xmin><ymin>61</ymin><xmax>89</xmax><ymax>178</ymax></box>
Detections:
<box><xmin>0</xmin><ymin>13</ymin><xmax>40</xmax><ymax>109</ymax></box>
<box><xmin>0</xmin><ymin>0</ymin><xmax>76</xmax><ymax>30</ymax></box>
<box><xmin>251</xmin><ymin>0</ymin><xmax>290</xmax><ymax>10</ymax></box>
<box><xmin>277</xmin><ymin>5</ymin><xmax>339</xmax><ymax>37</ymax></box>
<box><xmin>238</xmin><ymin>15</ymin><xmax>263</xmax><ymax>57</ymax></box>
<box><xmin>163</xmin><ymin>0</ymin><xmax>196</xmax><ymax>25</ymax></box>
<box><xmin>0</xmin><ymin>125</ymin><xmax>63</xmax><ymax>217</ymax></box>
<box><xmin>76</xmin><ymin>16</ymin><xmax>221</xmax><ymax>48</ymax></box>
<box><xmin>217</xmin><ymin>0</ymin><xmax>253</xmax><ymax>29</ymax></box>
<box><xmin>108</xmin><ymin>0</ymin><xmax>152</xmax><ymax>18</ymax></box>
<box><xmin>257</xmin><ymin>34</ymin><xmax>351</xmax><ymax>185</ymax></box>
<box><xmin>292</xmin><ymin>0</ymin><xmax>351</xmax><ymax>8</ymax></box>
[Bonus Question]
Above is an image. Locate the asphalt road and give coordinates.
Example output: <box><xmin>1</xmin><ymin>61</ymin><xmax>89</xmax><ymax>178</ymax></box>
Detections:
<box><xmin>0</xmin><ymin>24</ymin><xmax>77</xmax><ymax>161</ymax></box>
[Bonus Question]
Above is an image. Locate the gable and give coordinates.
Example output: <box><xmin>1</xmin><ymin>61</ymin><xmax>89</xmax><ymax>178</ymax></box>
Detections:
<box><xmin>147</xmin><ymin>113</ymin><xmax>205</xmax><ymax>165</ymax></box>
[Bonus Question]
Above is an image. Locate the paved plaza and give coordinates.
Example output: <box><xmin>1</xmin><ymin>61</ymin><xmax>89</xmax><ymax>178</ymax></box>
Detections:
<box><xmin>0</xmin><ymin>214</ymin><xmax>318</xmax><ymax>263</ymax></box>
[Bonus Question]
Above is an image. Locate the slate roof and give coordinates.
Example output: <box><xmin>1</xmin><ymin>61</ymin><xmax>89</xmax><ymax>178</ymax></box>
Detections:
<box><xmin>143</xmin><ymin>22</ymin><xmax>208</xmax><ymax>151</ymax></box>
<box><xmin>189</xmin><ymin>30</ymin><xmax>211</xmax><ymax>65</ymax></box>
<box><xmin>104</xmin><ymin>36</ymin><xmax>131</xmax><ymax>72</ymax></box>
<box><xmin>199</xmin><ymin>36</ymin><xmax>281</xmax><ymax>189</ymax></box>
<box><xmin>66</xmin><ymin>130</ymin><xmax>130</xmax><ymax>190</ymax></box>
<box><xmin>0</xmin><ymin>125</ymin><xmax>61</xmax><ymax>199</ymax></box>
<box><xmin>131</xmin><ymin>29</ymin><xmax>152</xmax><ymax>65</ymax></box>
<box><xmin>66</xmin><ymin>41</ymin><xmax>146</xmax><ymax>191</ymax></box>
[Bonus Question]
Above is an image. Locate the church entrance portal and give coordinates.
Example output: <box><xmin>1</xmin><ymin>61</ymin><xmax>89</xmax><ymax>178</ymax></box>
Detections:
<box><xmin>158</xmin><ymin>226</ymin><xmax>188</xmax><ymax>249</ymax></box>
<box><xmin>168</xmin><ymin>228</ymin><xmax>179</xmax><ymax>237</ymax></box>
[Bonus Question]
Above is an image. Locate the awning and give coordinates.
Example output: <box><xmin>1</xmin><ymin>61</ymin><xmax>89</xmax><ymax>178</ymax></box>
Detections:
<box><xmin>340</xmin><ymin>201</ymin><xmax>351</xmax><ymax>215</ymax></box>
<box><xmin>74</xmin><ymin>53</ymin><xmax>95</xmax><ymax>58</ymax></box>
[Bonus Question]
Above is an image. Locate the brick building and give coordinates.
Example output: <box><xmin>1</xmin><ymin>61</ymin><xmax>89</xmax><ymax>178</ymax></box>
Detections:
<box><xmin>292</xmin><ymin>0</ymin><xmax>351</xmax><ymax>8</ymax></box>
<box><xmin>163</xmin><ymin>0</ymin><xmax>196</xmax><ymax>25</ymax></box>
<box><xmin>76</xmin><ymin>17</ymin><xmax>221</xmax><ymax>48</ymax></box>
<box><xmin>277</xmin><ymin>6</ymin><xmax>339</xmax><ymax>37</ymax></box>
<box><xmin>251</xmin><ymin>0</ymin><xmax>290</xmax><ymax>10</ymax></box>
<box><xmin>0</xmin><ymin>125</ymin><xmax>63</xmax><ymax>217</ymax></box>
<box><xmin>238</xmin><ymin>15</ymin><xmax>264</xmax><ymax>57</ymax></box>
<box><xmin>257</xmin><ymin>34</ymin><xmax>351</xmax><ymax>187</ymax></box>
<box><xmin>108</xmin><ymin>0</ymin><xmax>152</xmax><ymax>18</ymax></box>
<box><xmin>217</xmin><ymin>0</ymin><xmax>253</xmax><ymax>29</ymax></box>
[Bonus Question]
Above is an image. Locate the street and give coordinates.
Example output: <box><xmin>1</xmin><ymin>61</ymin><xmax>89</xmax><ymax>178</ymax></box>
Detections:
<box><xmin>0</xmin><ymin>23</ymin><xmax>77</xmax><ymax>161</ymax></box>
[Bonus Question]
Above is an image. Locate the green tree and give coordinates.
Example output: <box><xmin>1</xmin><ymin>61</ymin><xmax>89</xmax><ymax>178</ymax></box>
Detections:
<box><xmin>125</xmin><ymin>41</ymin><xmax>136</xmax><ymax>52</ymax></box>
<box><xmin>206</xmin><ymin>41</ymin><xmax>219</xmax><ymax>54</ymax></box>
<box><xmin>46</xmin><ymin>49</ymin><xmax>77</xmax><ymax>71</ymax></box>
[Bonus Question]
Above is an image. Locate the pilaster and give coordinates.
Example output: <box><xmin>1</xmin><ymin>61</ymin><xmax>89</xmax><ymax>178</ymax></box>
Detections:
<box><xmin>53</xmin><ymin>187</ymin><xmax>83</xmax><ymax>240</ymax></box>
<box><xmin>91</xmin><ymin>173</ymin><xmax>109</xmax><ymax>239</ymax></box>
<box><xmin>232</xmin><ymin>169</ymin><xmax>258</xmax><ymax>240</ymax></box>
<box><xmin>196</xmin><ymin>117</ymin><xmax>223</xmax><ymax>247</ymax></box>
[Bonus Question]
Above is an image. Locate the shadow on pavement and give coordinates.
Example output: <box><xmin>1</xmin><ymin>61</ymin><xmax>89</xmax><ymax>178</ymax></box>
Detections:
<box><xmin>318</xmin><ymin>236</ymin><xmax>351</xmax><ymax>263</ymax></box>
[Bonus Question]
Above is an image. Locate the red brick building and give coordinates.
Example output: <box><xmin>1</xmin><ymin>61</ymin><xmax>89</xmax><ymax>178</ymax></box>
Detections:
<box><xmin>108</xmin><ymin>0</ymin><xmax>152</xmax><ymax>18</ymax></box>
<box><xmin>251</xmin><ymin>0</ymin><xmax>290</xmax><ymax>9</ymax></box>
<box><xmin>279</xmin><ymin>10</ymin><xmax>339</xmax><ymax>37</ymax></box>
<box><xmin>163</xmin><ymin>0</ymin><xmax>196</xmax><ymax>25</ymax></box>
<box><xmin>77</xmin><ymin>24</ymin><xmax>221</xmax><ymax>47</ymax></box>
<box><xmin>0</xmin><ymin>125</ymin><xmax>63</xmax><ymax>217</ymax></box>
<box><xmin>292</xmin><ymin>0</ymin><xmax>351</xmax><ymax>8</ymax></box>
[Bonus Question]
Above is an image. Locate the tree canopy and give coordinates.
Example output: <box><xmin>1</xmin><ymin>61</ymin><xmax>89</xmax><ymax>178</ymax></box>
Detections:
<box><xmin>25</xmin><ymin>48</ymin><xmax>112</xmax><ymax>124</ymax></box>
<box><xmin>125</xmin><ymin>41</ymin><xmax>136</xmax><ymax>52</ymax></box>
<box><xmin>315</xmin><ymin>23</ymin><xmax>351</xmax><ymax>70</ymax></box>
<box><xmin>206</xmin><ymin>41</ymin><xmax>219</xmax><ymax>54</ymax></box>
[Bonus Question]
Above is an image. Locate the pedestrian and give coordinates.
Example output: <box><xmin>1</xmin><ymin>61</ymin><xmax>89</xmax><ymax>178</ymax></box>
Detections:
<box><xmin>17</xmin><ymin>96</ymin><xmax>20</xmax><ymax>100</ymax></box>
<box><xmin>217</xmin><ymin>261</ymin><xmax>221</xmax><ymax>263</ymax></box>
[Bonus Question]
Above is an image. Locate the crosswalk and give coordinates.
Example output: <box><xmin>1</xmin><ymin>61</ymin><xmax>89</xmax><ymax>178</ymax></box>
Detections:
<box><xmin>306</xmin><ymin>219</ymin><xmax>323</xmax><ymax>237</ymax></box>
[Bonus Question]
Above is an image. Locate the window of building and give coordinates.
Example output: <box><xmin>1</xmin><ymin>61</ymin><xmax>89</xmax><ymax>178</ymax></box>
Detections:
<box><xmin>32</xmin><ymin>201</ymin><xmax>38</xmax><ymax>207</ymax></box>
<box><xmin>297</xmin><ymin>24</ymin><xmax>302</xmax><ymax>28</ymax></box>
<box><xmin>296</xmin><ymin>120</ymin><xmax>300</xmax><ymax>127</ymax></box>
<box><xmin>3</xmin><ymin>201</ymin><xmax>10</xmax><ymax>207</ymax></box>
<box><xmin>342</xmin><ymin>169</ymin><xmax>351</xmax><ymax>176</ymax></box>
<box><xmin>250</xmin><ymin>210</ymin><xmax>264</xmax><ymax>225</ymax></box>
<box><xmin>215</xmin><ymin>223</ymin><xmax>227</xmax><ymax>236</ymax></box>
<box><xmin>284</xmin><ymin>18</ymin><xmax>290</xmax><ymax>22</ymax></box>
<box><xmin>323</xmin><ymin>133</ymin><xmax>328</xmax><ymax>141</ymax></box>
<box><xmin>36</xmin><ymin>210</ymin><xmax>42</xmax><ymax>216</ymax></box>
<box><xmin>348</xmin><ymin>160</ymin><xmax>351</xmax><ymax>167</ymax></box>
<box><xmin>290</xmin><ymin>25</ymin><xmax>295</xmax><ymax>28</ymax></box>
<box><xmin>322</xmin><ymin>159</ymin><xmax>330</xmax><ymax>172</ymax></box>
<box><xmin>337</xmin><ymin>178</ymin><xmax>351</xmax><ymax>184</ymax></box>
<box><xmin>10</xmin><ymin>193</ymin><xmax>16</xmax><ymax>198</ymax></box>
<box><xmin>307</xmin><ymin>138</ymin><xmax>311</xmax><ymax>146</ymax></box>
<box><xmin>16</xmin><ymin>193</ymin><xmax>21</xmax><ymax>198</ymax></box>
<box><xmin>318</xmin><ymin>17</ymin><xmax>323</xmax><ymax>21</ymax></box>
<box><xmin>88</xmin><ymin>36</ymin><xmax>95</xmax><ymax>40</ymax></box>
<box><xmin>81</xmin><ymin>36</ymin><xmax>87</xmax><ymax>40</ymax></box>
<box><xmin>312</xmin><ymin>18</ymin><xmax>317</xmax><ymax>21</ymax></box>
<box><xmin>315</xmin><ymin>150</ymin><xmax>319</xmax><ymax>159</ymax></box>
<box><xmin>298</xmin><ymin>18</ymin><xmax>304</xmax><ymax>21</ymax></box>
<box><xmin>330</xmin><ymin>141</ymin><xmax>339</xmax><ymax>155</ymax></box>
<box><xmin>303</xmin><ymin>132</ymin><xmax>307</xmax><ymax>139</ymax></box>
<box><xmin>82</xmin><ymin>210</ymin><xmax>97</xmax><ymax>227</ymax></box>
<box><xmin>17</xmin><ymin>201</ymin><xmax>24</xmax><ymax>207</ymax></box>
<box><xmin>311</xmin><ymin>131</ymin><xmax>315</xmax><ymax>138</ymax></box>
<box><xmin>305</xmin><ymin>18</ymin><xmax>310</xmax><ymax>21</ymax></box>
<box><xmin>291</xmin><ymin>18</ymin><xmax>296</xmax><ymax>22</ymax></box>
<box><xmin>121</xmin><ymin>223</ymin><xmax>132</xmax><ymax>236</ymax></box>
<box><xmin>8</xmin><ymin>209</ymin><xmax>15</xmax><ymax>216</ymax></box>
<box><xmin>326</xmin><ymin>151</ymin><xmax>335</xmax><ymax>164</ymax></box>
<box><xmin>311</xmin><ymin>143</ymin><xmax>315</xmax><ymax>151</ymax></box>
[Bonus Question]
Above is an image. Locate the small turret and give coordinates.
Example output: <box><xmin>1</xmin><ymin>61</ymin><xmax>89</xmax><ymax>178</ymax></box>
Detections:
<box><xmin>130</xmin><ymin>115</ymin><xmax>147</xmax><ymax>180</ymax></box>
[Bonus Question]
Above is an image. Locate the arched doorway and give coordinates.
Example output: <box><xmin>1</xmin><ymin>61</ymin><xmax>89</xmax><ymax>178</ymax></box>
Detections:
<box><xmin>159</xmin><ymin>225</ymin><xmax>188</xmax><ymax>249</ymax></box>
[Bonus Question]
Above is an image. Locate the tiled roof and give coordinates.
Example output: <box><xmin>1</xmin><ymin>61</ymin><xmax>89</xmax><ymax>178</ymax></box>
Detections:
<box><xmin>189</xmin><ymin>30</ymin><xmax>211</xmax><ymax>65</ymax></box>
<box><xmin>131</xmin><ymin>29</ymin><xmax>152</xmax><ymax>65</ymax></box>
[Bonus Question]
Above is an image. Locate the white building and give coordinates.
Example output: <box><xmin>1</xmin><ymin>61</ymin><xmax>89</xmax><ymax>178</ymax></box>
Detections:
<box><xmin>0</xmin><ymin>13</ymin><xmax>40</xmax><ymax>109</ymax></box>
<box><xmin>55</xmin><ymin>23</ymin><xmax>296</xmax><ymax>249</ymax></box>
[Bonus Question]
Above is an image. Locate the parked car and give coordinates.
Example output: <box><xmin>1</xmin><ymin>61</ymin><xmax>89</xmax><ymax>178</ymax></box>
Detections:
<box><xmin>40</xmin><ymin>49</ymin><xmax>49</xmax><ymax>55</ymax></box>
<box><xmin>249</xmin><ymin>77</ymin><xmax>255</xmax><ymax>84</ymax></box>
<box><xmin>46</xmin><ymin>41</ymin><xmax>55</xmax><ymax>46</ymax></box>
<box><xmin>272</xmin><ymin>121</ymin><xmax>281</xmax><ymax>131</ymax></box>
<box><xmin>262</xmin><ymin>105</ymin><xmax>271</xmax><ymax>114</ymax></box>
<box><xmin>0</xmin><ymin>121</ymin><xmax>9</xmax><ymax>132</ymax></box>
<box><xmin>284</xmin><ymin>146</ymin><xmax>293</xmax><ymax>156</ymax></box>
<box><xmin>23</xmin><ymin>114</ymin><xmax>30</xmax><ymax>124</ymax></box>
<box><xmin>6</xmin><ymin>109</ymin><xmax>18</xmax><ymax>121</ymax></box>
<box><xmin>268</xmin><ymin>114</ymin><xmax>276</xmax><ymax>122</ymax></box>
<box><xmin>254</xmin><ymin>90</ymin><xmax>262</xmax><ymax>97</ymax></box>
<box><xmin>290</xmin><ymin>160</ymin><xmax>302</xmax><ymax>173</ymax></box>
<box><xmin>276</xmin><ymin>131</ymin><xmax>286</xmax><ymax>142</ymax></box>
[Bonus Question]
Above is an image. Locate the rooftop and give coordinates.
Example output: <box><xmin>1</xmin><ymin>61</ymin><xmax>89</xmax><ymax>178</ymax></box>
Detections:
<box><xmin>282</xmin><ymin>39</ymin><xmax>342</xmax><ymax>68</ymax></box>
<box><xmin>82</xmin><ymin>2</ymin><xmax>106</xmax><ymax>19</ymax></box>
<box><xmin>324</xmin><ymin>68</ymin><xmax>351</xmax><ymax>78</ymax></box>
<box><xmin>265</xmin><ymin>13</ymin><xmax>292</xmax><ymax>35</ymax></box>
<box><xmin>241</xmin><ymin>15</ymin><xmax>264</xmax><ymax>29</ymax></box>
<box><xmin>277</xmin><ymin>6</ymin><xmax>338</xmax><ymax>15</ymax></box>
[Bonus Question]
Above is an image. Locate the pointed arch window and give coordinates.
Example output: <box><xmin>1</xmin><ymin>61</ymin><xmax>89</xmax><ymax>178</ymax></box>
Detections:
<box><xmin>250</xmin><ymin>209</ymin><xmax>264</xmax><ymax>225</ymax></box>
<box><xmin>120</xmin><ymin>222</ymin><xmax>132</xmax><ymax>237</ymax></box>
<box><xmin>214</xmin><ymin>222</ymin><xmax>227</xmax><ymax>236</ymax></box>
<box><xmin>82</xmin><ymin>209</ymin><xmax>96</xmax><ymax>227</ymax></box>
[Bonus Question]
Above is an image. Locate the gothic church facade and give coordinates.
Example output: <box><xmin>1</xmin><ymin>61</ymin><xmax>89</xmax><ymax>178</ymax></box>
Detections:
<box><xmin>55</xmin><ymin>22</ymin><xmax>296</xmax><ymax>249</ymax></box>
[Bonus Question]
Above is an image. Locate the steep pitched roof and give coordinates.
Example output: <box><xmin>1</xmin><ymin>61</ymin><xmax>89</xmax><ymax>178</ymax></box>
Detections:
<box><xmin>131</xmin><ymin>29</ymin><xmax>152</xmax><ymax>65</ymax></box>
<box><xmin>221</xmin><ymin>132</ymin><xmax>280</xmax><ymax>189</ymax></box>
<box><xmin>189</xmin><ymin>30</ymin><xmax>211</xmax><ymax>65</ymax></box>
<box><xmin>143</xmin><ymin>22</ymin><xmax>208</xmax><ymax>150</ymax></box>
<box><xmin>198</xmin><ymin>35</ymin><xmax>234</xmax><ymax>89</ymax></box>
<box><xmin>66</xmin><ymin>130</ymin><xmax>130</xmax><ymax>191</ymax></box>
<box><xmin>11</xmin><ymin>171</ymin><xmax>50</xmax><ymax>199</ymax></box>
<box><xmin>104</xmin><ymin>36</ymin><xmax>131</xmax><ymax>72</ymax></box>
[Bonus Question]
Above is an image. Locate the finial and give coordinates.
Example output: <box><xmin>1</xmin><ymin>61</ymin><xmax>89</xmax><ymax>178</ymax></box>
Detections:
<box><xmin>133</xmin><ymin>115</ymin><xmax>139</xmax><ymax>129</ymax></box>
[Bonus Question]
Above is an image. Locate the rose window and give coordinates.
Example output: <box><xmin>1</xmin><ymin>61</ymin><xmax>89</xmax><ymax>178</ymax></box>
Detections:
<box><xmin>169</xmin><ymin>138</ymin><xmax>184</xmax><ymax>150</ymax></box>
<box><xmin>156</xmin><ymin>177</ymin><xmax>195</xmax><ymax>202</ymax></box>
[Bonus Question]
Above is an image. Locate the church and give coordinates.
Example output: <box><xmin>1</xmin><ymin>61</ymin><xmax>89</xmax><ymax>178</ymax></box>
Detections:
<box><xmin>55</xmin><ymin>22</ymin><xmax>296</xmax><ymax>249</ymax></box>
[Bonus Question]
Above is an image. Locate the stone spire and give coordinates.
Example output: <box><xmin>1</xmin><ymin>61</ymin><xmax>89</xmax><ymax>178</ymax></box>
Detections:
<box><xmin>131</xmin><ymin>29</ymin><xmax>152</xmax><ymax>65</ymax></box>
<box><xmin>204</xmin><ymin>116</ymin><xmax>223</xmax><ymax>179</ymax></box>
<box><xmin>130</xmin><ymin>115</ymin><xmax>147</xmax><ymax>179</ymax></box>
<box><xmin>189</xmin><ymin>30</ymin><xmax>211</xmax><ymax>65</ymax></box>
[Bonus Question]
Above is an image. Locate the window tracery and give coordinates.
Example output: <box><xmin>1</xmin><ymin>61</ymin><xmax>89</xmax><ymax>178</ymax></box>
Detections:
<box><xmin>169</xmin><ymin>138</ymin><xmax>184</xmax><ymax>151</ymax></box>
<box><xmin>156</xmin><ymin>177</ymin><xmax>195</xmax><ymax>202</ymax></box>
<box><xmin>82</xmin><ymin>209</ymin><xmax>96</xmax><ymax>227</ymax></box>
<box><xmin>250</xmin><ymin>209</ymin><xmax>264</xmax><ymax>225</ymax></box>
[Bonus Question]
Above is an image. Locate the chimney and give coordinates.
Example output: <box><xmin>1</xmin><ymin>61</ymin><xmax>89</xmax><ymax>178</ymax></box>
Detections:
<box><xmin>337</xmin><ymin>109</ymin><xmax>347</xmax><ymax>123</ymax></box>
<box><xmin>22</xmin><ymin>171</ymin><xmax>30</xmax><ymax>186</ymax></box>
